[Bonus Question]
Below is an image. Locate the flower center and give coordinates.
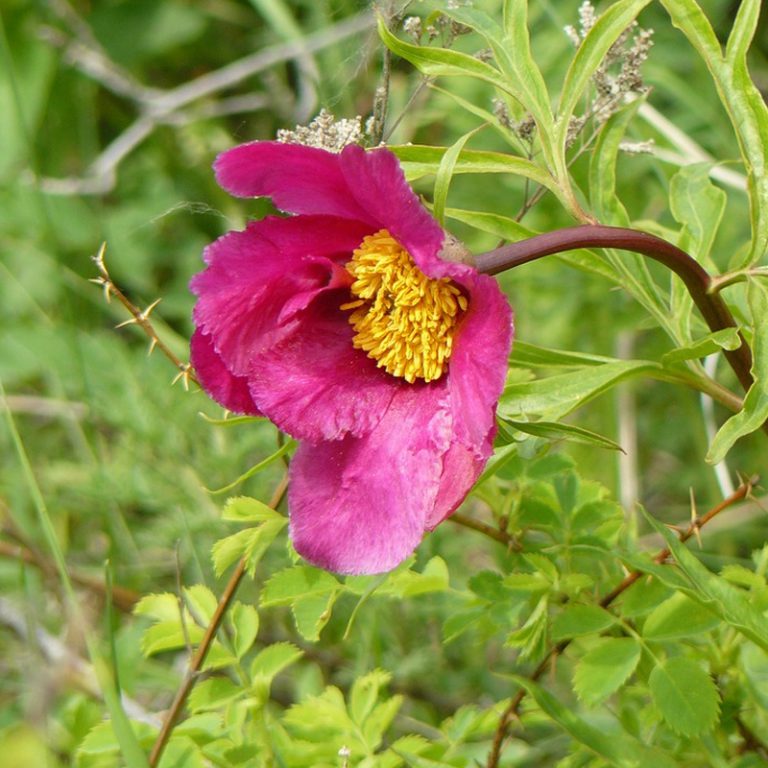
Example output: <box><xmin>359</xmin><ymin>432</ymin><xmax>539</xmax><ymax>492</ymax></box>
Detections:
<box><xmin>340</xmin><ymin>229</ymin><xmax>468</xmax><ymax>384</ymax></box>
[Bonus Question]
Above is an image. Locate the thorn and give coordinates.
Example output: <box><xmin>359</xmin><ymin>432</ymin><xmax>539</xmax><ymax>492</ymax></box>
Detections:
<box><xmin>689</xmin><ymin>488</ymin><xmax>703</xmax><ymax>548</ymax></box>
<box><xmin>89</xmin><ymin>275</ymin><xmax>113</xmax><ymax>303</ymax></box>
<box><xmin>172</xmin><ymin>363</ymin><xmax>192</xmax><ymax>391</ymax></box>
<box><xmin>147</xmin><ymin>337</ymin><xmax>158</xmax><ymax>356</ymax></box>
<box><xmin>140</xmin><ymin>297</ymin><xmax>162</xmax><ymax>320</ymax></box>
<box><xmin>92</xmin><ymin>242</ymin><xmax>108</xmax><ymax>273</ymax></box>
<box><xmin>115</xmin><ymin>316</ymin><xmax>139</xmax><ymax>329</ymax></box>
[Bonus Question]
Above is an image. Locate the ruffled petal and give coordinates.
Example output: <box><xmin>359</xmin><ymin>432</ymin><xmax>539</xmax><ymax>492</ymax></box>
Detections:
<box><xmin>248</xmin><ymin>292</ymin><xmax>398</xmax><ymax>441</ymax></box>
<box><xmin>191</xmin><ymin>329</ymin><xmax>262</xmax><ymax>415</ymax></box>
<box><xmin>337</xmin><ymin>145</ymin><xmax>452</xmax><ymax>278</ymax></box>
<box><xmin>424</xmin><ymin>272</ymin><xmax>513</xmax><ymax>528</ymax></box>
<box><xmin>214</xmin><ymin>142</ymin><xmax>374</xmax><ymax>223</ymax></box>
<box><xmin>191</xmin><ymin>215</ymin><xmax>368</xmax><ymax>376</ymax></box>
<box><xmin>287</xmin><ymin>385</ymin><xmax>453</xmax><ymax>574</ymax></box>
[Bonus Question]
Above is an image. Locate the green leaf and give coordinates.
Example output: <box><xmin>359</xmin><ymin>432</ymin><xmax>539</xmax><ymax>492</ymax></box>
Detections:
<box><xmin>291</xmin><ymin>591</ymin><xmax>337</xmax><ymax>642</ymax></box>
<box><xmin>183</xmin><ymin>584</ymin><xmax>218</xmax><ymax>626</ymax></box>
<box><xmin>506</xmin><ymin>598</ymin><xmax>548</xmax><ymax>662</ymax></box>
<box><xmin>669</xmin><ymin>163</ymin><xmax>726</xmax><ymax>267</ymax></box>
<box><xmin>589</xmin><ymin>100</ymin><xmax>642</xmax><ymax>225</ymax></box>
<box><xmin>558</xmin><ymin>0</ymin><xmax>652</xmax><ymax>154</ymax></box>
<box><xmin>502</xmin><ymin>418</ymin><xmax>624</xmax><ymax>451</ymax></box>
<box><xmin>445</xmin><ymin>206</ymin><xmax>535</xmax><ymax>242</ymax></box>
<box><xmin>498</xmin><ymin>359</ymin><xmax>658</xmax><ymax>421</ymax></box>
<box><xmin>628</xmin><ymin>511</ymin><xmax>768</xmax><ymax>653</ymax></box>
<box><xmin>643</xmin><ymin>592</ymin><xmax>720</xmax><ymax>640</ymax></box>
<box><xmin>187</xmin><ymin>677</ymin><xmax>243</xmax><ymax>713</ymax></box>
<box><xmin>573</xmin><ymin>637</ymin><xmax>642</xmax><ymax>705</ymax></box>
<box><xmin>229</xmin><ymin>602</ymin><xmax>259</xmax><ymax>658</ymax></box>
<box><xmin>649</xmin><ymin>657</ymin><xmax>720</xmax><ymax>736</ymax></box>
<box><xmin>250</xmin><ymin>642</ymin><xmax>303</xmax><ymax>682</ymax></box>
<box><xmin>551</xmin><ymin>605</ymin><xmax>616</xmax><ymax>642</ymax></box>
<box><xmin>260</xmin><ymin>566</ymin><xmax>340</xmax><ymax>606</ymax></box>
<box><xmin>389</xmin><ymin>144</ymin><xmax>560</xmax><ymax>197</ymax></box>
<box><xmin>221</xmin><ymin>496</ymin><xmax>285</xmax><ymax>522</ymax></box>
<box><xmin>350</xmin><ymin>669</ymin><xmax>391</xmax><ymax>725</ymax></box>
<box><xmin>432</xmin><ymin>130</ymin><xmax>478</xmax><ymax>226</ymax></box>
<box><xmin>377</xmin><ymin>18</ymin><xmax>509</xmax><ymax>92</ymax></box>
<box><xmin>659</xmin><ymin>0</ymin><xmax>768</xmax><ymax>266</ymax></box>
<box><xmin>514</xmin><ymin>675</ymin><xmax>676</xmax><ymax>768</ymax></box>
<box><xmin>708</xmin><ymin>280</ymin><xmax>768</xmax><ymax>462</ymax></box>
<box><xmin>661</xmin><ymin>328</ymin><xmax>741</xmax><ymax>365</ymax></box>
<box><xmin>511</xmin><ymin>340</ymin><xmax>620</xmax><ymax>368</ymax></box>
<box><xmin>211</xmin><ymin>516</ymin><xmax>287</xmax><ymax>578</ymax></box>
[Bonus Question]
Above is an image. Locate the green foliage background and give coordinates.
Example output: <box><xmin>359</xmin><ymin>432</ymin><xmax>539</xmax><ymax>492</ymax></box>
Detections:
<box><xmin>1</xmin><ymin>0</ymin><xmax>768</xmax><ymax>765</ymax></box>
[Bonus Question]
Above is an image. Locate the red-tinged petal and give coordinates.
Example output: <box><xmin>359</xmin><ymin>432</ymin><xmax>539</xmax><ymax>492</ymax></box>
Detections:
<box><xmin>448</xmin><ymin>272</ymin><xmax>514</xmax><ymax>448</ymax></box>
<box><xmin>191</xmin><ymin>215</ymin><xmax>367</xmax><ymax>377</ymax></box>
<box><xmin>248</xmin><ymin>292</ymin><xmax>398</xmax><ymax>442</ymax></box>
<box><xmin>214</xmin><ymin>142</ymin><xmax>374</xmax><ymax>223</ymax></box>
<box><xmin>190</xmin><ymin>329</ymin><xmax>261</xmax><ymax>416</ymax></box>
<box><xmin>287</xmin><ymin>385</ymin><xmax>453</xmax><ymax>575</ymax></box>
<box><xmin>337</xmin><ymin>145</ymin><xmax>452</xmax><ymax>278</ymax></box>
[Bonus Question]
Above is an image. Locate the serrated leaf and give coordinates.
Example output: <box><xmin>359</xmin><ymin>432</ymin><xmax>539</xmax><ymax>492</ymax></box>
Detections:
<box><xmin>187</xmin><ymin>677</ymin><xmax>243</xmax><ymax>713</ymax></box>
<box><xmin>140</xmin><ymin>620</ymin><xmax>203</xmax><ymax>657</ymax></box>
<box><xmin>573</xmin><ymin>637</ymin><xmax>641</xmax><ymax>705</ymax></box>
<box><xmin>649</xmin><ymin>657</ymin><xmax>720</xmax><ymax>736</ymax></box>
<box><xmin>229</xmin><ymin>602</ymin><xmax>259</xmax><ymax>658</ymax></box>
<box><xmin>627</xmin><ymin>511</ymin><xmax>768</xmax><ymax>653</ymax></box>
<box><xmin>514</xmin><ymin>675</ymin><xmax>676</xmax><ymax>768</ymax></box>
<box><xmin>211</xmin><ymin>516</ymin><xmax>287</xmax><ymax>578</ymax></box>
<box><xmin>134</xmin><ymin>592</ymin><xmax>181</xmax><ymax>622</ymax></box>
<box><xmin>292</xmin><ymin>591</ymin><xmax>337</xmax><ymax>642</ymax></box>
<box><xmin>350</xmin><ymin>669</ymin><xmax>392</xmax><ymax>725</ymax></box>
<box><xmin>250</xmin><ymin>642</ymin><xmax>303</xmax><ymax>681</ymax></box>
<box><xmin>643</xmin><ymin>592</ymin><xmax>720</xmax><ymax>640</ymax></box>
<box><xmin>222</xmin><ymin>496</ymin><xmax>285</xmax><ymax>522</ymax></box>
<box><xmin>260</xmin><ymin>565</ymin><xmax>340</xmax><ymax>606</ymax></box>
<box><xmin>551</xmin><ymin>605</ymin><xmax>616</xmax><ymax>642</ymax></box>
<box><xmin>506</xmin><ymin>597</ymin><xmax>548</xmax><ymax>661</ymax></box>
<box><xmin>183</xmin><ymin>584</ymin><xmax>218</xmax><ymax>626</ymax></box>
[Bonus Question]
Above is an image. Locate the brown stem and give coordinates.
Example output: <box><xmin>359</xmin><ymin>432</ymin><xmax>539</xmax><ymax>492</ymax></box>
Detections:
<box><xmin>449</xmin><ymin>512</ymin><xmax>521</xmax><ymax>549</ymax></box>
<box><xmin>148</xmin><ymin>475</ymin><xmax>288</xmax><ymax>767</ymax></box>
<box><xmin>474</xmin><ymin>225</ymin><xmax>754</xmax><ymax>394</ymax></box>
<box><xmin>486</xmin><ymin>476</ymin><xmax>757</xmax><ymax>768</ymax></box>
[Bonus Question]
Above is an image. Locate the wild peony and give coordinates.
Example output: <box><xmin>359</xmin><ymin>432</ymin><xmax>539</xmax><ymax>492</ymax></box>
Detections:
<box><xmin>191</xmin><ymin>142</ymin><xmax>513</xmax><ymax>574</ymax></box>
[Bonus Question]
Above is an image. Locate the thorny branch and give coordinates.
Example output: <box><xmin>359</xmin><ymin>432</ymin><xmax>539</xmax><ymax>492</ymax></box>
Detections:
<box><xmin>486</xmin><ymin>476</ymin><xmax>758</xmax><ymax>768</ymax></box>
<box><xmin>90</xmin><ymin>244</ymin><xmax>198</xmax><ymax>390</ymax></box>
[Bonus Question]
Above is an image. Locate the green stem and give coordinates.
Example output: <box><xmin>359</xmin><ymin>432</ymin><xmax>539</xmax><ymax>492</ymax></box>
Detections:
<box><xmin>474</xmin><ymin>225</ymin><xmax>754</xmax><ymax>394</ymax></box>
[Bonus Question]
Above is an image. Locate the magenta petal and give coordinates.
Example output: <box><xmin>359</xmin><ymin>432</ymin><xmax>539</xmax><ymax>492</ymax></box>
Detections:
<box><xmin>248</xmin><ymin>294</ymin><xmax>398</xmax><ymax>442</ymax></box>
<box><xmin>191</xmin><ymin>329</ymin><xmax>261</xmax><ymax>416</ymax></box>
<box><xmin>287</xmin><ymin>386</ymin><xmax>453</xmax><ymax>574</ymax></box>
<box><xmin>191</xmin><ymin>215</ymin><xmax>369</xmax><ymax>376</ymax></box>
<box><xmin>338</xmin><ymin>145</ymin><xmax>451</xmax><ymax>278</ymax></box>
<box><xmin>215</xmin><ymin>142</ymin><xmax>374</xmax><ymax>224</ymax></box>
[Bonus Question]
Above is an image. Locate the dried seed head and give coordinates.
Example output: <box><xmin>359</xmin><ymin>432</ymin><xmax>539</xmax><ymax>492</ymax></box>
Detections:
<box><xmin>277</xmin><ymin>109</ymin><xmax>363</xmax><ymax>153</ymax></box>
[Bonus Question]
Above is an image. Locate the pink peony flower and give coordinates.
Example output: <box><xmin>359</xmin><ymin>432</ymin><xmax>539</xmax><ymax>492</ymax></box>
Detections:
<box><xmin>190</xmin><ymin>141</ymin><xmax>513</xmax><ymax>574</ymax></box>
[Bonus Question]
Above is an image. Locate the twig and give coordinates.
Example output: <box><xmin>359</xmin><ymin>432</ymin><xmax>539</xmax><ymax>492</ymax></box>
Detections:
<box><xmin>37</xmin><ymin>10</ymin><xmax>375</xmax><ymax>195</ymax></box>
<box><xmin>486</xmin><ymin>476</ymin><xmax>757</xmax><ymax>768</ymax></box>
<box><xmin>90</xmin><ymin>244</ymin><xmax>198</xmax><ymax>389</ymax></box>
<box><xmin>147</xmin><ymin>474</ymin><xmax>288</xmax><ymax>767</ymax></box>
<box><xmin>449</xmin><ymin>512</ymin><xmax>520</xmax><ymax>549</ymax></box>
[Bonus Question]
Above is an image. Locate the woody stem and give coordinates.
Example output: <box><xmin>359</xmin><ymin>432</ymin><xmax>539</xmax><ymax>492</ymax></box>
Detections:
<box><xmin>474</xmin><ymin>225</ymin><xmax>754</xmax><ymax>394</ymax></box>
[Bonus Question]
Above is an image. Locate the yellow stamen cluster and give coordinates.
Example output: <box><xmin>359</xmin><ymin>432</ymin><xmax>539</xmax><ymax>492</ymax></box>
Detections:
<box><xmin>340</xmin><ymin>229</ymin><xmax>468</xmax><ymax>384</ymax></box>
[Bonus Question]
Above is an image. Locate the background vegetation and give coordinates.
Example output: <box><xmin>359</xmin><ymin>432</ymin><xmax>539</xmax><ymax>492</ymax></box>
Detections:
<box><xmin>1</xmin><ymin>0</ymin><xmax>767</xmax><ymax>766</ymax></box>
